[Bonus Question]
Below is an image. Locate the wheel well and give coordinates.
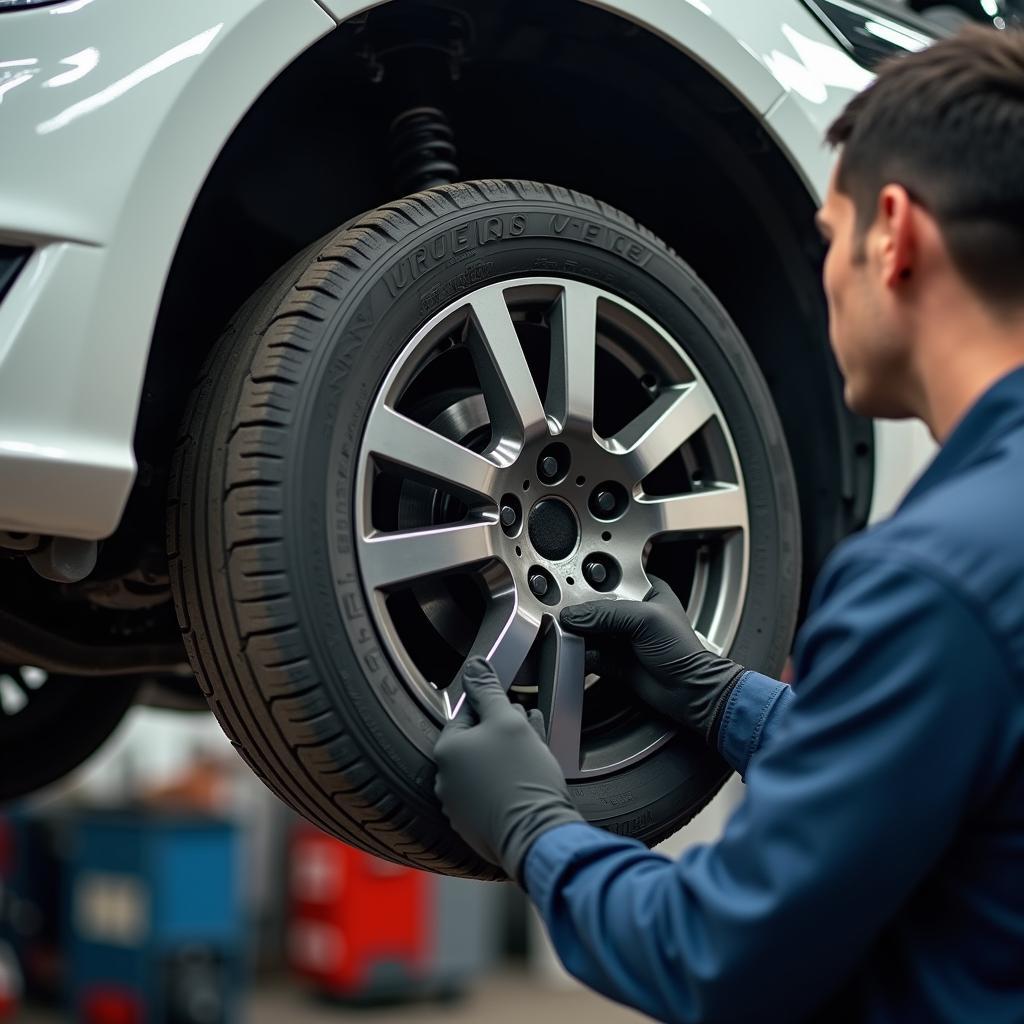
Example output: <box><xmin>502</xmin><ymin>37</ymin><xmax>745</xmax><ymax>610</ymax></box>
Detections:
<box><xmin>140</xmin><ymin>0</ymin><xmax>872</xmax><ymax>614</ymax></box>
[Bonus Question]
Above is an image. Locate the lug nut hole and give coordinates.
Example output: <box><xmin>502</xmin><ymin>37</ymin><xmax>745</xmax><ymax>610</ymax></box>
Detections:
<box><xmin>527</xmin><ymin>566</ymin><xmax>559</xmax><ymax>606</ymax></box>
<box><xmin>589</xmin><ymin>481</ymin><xmax>628</xmax><ymax>521</ymax></box>
<box><xmin>499</xmin><ymin>494</ymin><xmax>522</xmax><ymax>537</ymax></box>
<box><xmin>537</xmin><ymin>443</ymin><xmax>571</xmax><ymax>485</ymax></box>
<box><xmin>583</xmin><ymin>554</ymin><xmax>621</xmax><ymax>593</ymax></box>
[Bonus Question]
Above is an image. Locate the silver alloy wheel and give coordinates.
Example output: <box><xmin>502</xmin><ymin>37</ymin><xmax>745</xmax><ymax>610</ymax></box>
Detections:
<box><xmin>355</xmin><ymin>278</ymin><xmax>749</xmax><ymax>779</ymax></box>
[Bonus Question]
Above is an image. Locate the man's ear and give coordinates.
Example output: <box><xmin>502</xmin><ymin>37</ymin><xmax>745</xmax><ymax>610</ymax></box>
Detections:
<box><xmin>876</xmin><ymin>183</ymin><xmax>915</xmax><ymax>288</ymax></box>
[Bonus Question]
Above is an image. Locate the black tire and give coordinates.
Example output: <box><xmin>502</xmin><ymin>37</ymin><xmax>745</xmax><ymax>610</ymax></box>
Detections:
<box><xmin>168</xmin><ymin>180</ymin><xmax>800</xmax><ymax>879</ymax></box>
<box><xmin>0</xmin><ymin>668</ymin><xmax>138</xmax><ymax>802</ymax></box>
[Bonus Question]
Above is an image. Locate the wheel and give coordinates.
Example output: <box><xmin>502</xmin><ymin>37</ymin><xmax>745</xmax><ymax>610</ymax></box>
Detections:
<box><xmin>169</xmin><ymin>180</ymin><xmax>800</xmax><ymax>879</ymax></box>
<box><xmin>0</xmin><ymin>667</ymin><xmax>138</xmax><ymax>801</ymax></box>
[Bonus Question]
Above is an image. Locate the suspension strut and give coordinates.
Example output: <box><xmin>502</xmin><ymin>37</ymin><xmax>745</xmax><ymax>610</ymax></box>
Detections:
<box><xmin>354</xmin><ymin>4</ymin><xmax>468</xmax><ymax>195</ymax></box>
<box><xmin>389</xmin><ymin>105</ymin><xmax>460</xmax><ymax>194</ymax></box>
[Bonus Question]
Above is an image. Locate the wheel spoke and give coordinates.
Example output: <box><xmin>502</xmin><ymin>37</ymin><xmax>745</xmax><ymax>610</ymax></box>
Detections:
<box><xmin>360</xmin><ymin>520</ymin><xmax>496</xmax><ymax>591</ymax></box>
<box><xmin>467</xmin><ymin>288</ymin><xmax>548</xmax><ymax>446</ymax></box>
<box><xmin>693</xmin><ymin>630</ymin><xmax>724</xmax><ymax>656</ymax></box>
<box><xmin>363</xmin><ymin>406</ymin><xmax>503</xmax><ymax>501</ymax></box>
<box><xmin>443</xmin><ymin>601</ymin><xmax>542</xmax><ymax>720</ymax></box>
<box><xmin>608</xmin><ymin>382</ymin><xmax>716</xmax><ymax>481</ymax></box>
<box><xmin>547</xmin><ymin>283</ymin><xmax>597</xmax><ymax>434</ymax></box>
<box><xmin>641</xmin><ymin>484</ymin><xmax>747</xmax><ymax>537</ymax></box>
<box><xmin>537</xmin><ymin>628</ymin><xmax>586</xmax><ymax>777</ymax></box>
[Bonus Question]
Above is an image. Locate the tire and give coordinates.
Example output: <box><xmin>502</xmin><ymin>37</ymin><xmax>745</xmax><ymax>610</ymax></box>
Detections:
<box><xmin>0</xmin><ymin>667</ymin><xmax>138</xmax><ymax>801</ymax></box>
<box><xmin>168</xmin><ymin>180</ymin><xmax>800</xmax><ymax>879</ymax></box>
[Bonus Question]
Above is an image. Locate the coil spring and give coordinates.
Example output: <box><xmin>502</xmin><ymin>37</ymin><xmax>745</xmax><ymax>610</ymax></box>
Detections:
<box><xmin>389</xmin><ymin>106</ymin><xmax>460</xmax><ymax>195</ymax></box>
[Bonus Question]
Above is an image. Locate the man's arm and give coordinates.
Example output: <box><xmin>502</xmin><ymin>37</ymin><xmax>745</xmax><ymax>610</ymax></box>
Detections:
<box><xmin>524</xmin><ymin>553</ymin><xmax>1012</xmax><ymax>1023</ymax></box>
<box><xmin>716</xmin><ymin>670</ymin><xmax>792</xmax><ymax>777</ymax></box>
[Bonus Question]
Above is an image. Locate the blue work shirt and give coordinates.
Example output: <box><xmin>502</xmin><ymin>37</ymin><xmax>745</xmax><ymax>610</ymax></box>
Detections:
<box><xmin>525</xmin><ymin>366</ymin><xmax>1024</xmax><ymax>1023</ymax></box>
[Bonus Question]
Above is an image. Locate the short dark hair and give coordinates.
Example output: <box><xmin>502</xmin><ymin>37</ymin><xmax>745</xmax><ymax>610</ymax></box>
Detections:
<box><xmin>827</xmin><ymin>26</ymin><xmax>1024</xmax><ymax>312</ymax></box>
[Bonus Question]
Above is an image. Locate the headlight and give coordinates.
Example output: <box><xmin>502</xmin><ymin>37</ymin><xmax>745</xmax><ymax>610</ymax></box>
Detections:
<box><xmin>803</xmin><ymin>0</ymin><xmax>937</xmax><ymax>68</ymax></box>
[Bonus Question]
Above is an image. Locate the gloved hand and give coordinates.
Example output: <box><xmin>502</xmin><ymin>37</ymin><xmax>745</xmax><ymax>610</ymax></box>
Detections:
<box><xmin>559</xmin><ymin>576</ymin><xmax>746</xmax><ymax>743</ymax></box>
<box><xmin>433</xmin><ymin>657</ymin><xmax>584</xmax><ymax>883</ymax></box>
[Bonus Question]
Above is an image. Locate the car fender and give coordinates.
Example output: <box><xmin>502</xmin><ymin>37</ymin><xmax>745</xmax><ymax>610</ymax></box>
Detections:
<box><xmin>0</xmin><ymin>0</ymin><xmax>334</xmax><ymax>539</ymax></box>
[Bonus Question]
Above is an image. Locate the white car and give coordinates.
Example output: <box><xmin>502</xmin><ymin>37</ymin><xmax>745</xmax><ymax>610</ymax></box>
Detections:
<box><xmin>0</xmin><ymin>0</ymin><xmax>1005</xmax><ymax>875</ymax></box>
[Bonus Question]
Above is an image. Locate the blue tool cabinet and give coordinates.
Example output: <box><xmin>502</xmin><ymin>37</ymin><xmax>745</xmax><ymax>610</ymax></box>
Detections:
<box><xmin>67</xmin><ymin>812</ymin><xmax>242</xmax><ymax>1024</ymax></box>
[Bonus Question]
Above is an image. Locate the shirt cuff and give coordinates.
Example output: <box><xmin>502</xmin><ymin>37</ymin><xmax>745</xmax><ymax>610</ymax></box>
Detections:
<box><xmin>717</xmin><ymin>670</ymin><xmax>790</xmax><ymax>777</ymax></box>
<box><xmin>523</xmin><ymin>821</ymin><xmax>627</xmax><ymax>908</ymax></box>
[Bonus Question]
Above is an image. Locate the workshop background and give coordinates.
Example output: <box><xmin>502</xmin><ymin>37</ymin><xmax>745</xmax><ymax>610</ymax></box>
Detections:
<box><xmin>0</xmin><ymin>706</ymin><xmax>739</xmax><ymax>1022</ymax></box>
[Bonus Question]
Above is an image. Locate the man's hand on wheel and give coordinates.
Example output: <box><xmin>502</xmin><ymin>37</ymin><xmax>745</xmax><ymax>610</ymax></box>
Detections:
<box><xmin>433</xmin><ymin>657</ymin><xmax>583</xmax><ymax>883</ymax></box>
<box><xmin>559</xmin><ymin>575</ymin><xmax>746</xmax><ymax>743</ymax></box>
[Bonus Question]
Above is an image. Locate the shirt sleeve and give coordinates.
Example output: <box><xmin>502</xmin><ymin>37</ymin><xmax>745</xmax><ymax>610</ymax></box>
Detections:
<box><xmin>523</xmin><ymin>550</ymin><xmax>1013</xmax><ymax>1024</ymax></box>
<box><xmin>716</xmin><ymin>670</ymin><xmax>792</xmax><ymax>777</ymax></box>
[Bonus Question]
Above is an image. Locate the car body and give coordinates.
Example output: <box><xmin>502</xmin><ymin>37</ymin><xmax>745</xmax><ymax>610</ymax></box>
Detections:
<box><xmin>0</xmin><ymin>0</ymin><xmax>946</xmax><ymax>543</ymax></box>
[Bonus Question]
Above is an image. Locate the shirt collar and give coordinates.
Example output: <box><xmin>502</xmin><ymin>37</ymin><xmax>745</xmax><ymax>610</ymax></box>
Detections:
<box><xmin>899</xmin><ymin>364</ymin><xmax>1024</xmax><ymax>510</ymax></box>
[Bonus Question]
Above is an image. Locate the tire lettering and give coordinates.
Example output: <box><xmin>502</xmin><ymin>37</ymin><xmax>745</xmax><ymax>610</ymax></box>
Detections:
<box><xmin>549</xmin><ymin>214</ymin><xmax>653</xmax><ymax>267</ymax></box>
<box><xmin>383</xmin><ymin>216</ymin><xmax>527</xmax><ymax>297</ymax></box>
<box><xmin>341</xmin><ymin>592</ymin><xmax>363</xmax><ymax>621</ymax></box>
<box><xmin>418</xmin><ymin>260</ymin><xmax>494</xmax><ymax>316</ymax></box>
<box><xmin>480</xmin><ymin>217</ymin><xmax>504</xmax><ymax>242</ymax></box>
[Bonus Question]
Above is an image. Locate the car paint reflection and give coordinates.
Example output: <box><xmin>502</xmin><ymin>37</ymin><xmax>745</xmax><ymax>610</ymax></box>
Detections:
<box><xmin>44</xmin><ymin>47</ymin><xmax>99</xmax><ymax>88</ymax></box>
<box><xmin>36</xmin><ymin>24</ymin><xmax>222</xmax><ymax>135</ymax></box>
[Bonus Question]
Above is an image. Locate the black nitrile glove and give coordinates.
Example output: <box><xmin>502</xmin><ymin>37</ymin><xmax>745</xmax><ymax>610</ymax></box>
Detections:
<box><xmin>559</xmin><ymin>575</ymin><xmax>746</xmax><ymax>743</ymax></box>
<box><xmin>433</xmin><ymin>657</ymin><xmax>584</xmax><ymax>883</ymax></box>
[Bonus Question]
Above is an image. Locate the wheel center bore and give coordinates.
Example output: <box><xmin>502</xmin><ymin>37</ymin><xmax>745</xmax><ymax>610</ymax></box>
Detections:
<box><xmin>528</xmin><ymin>497</ymin><xmax>579</xmax><ymax>562</ymax></box>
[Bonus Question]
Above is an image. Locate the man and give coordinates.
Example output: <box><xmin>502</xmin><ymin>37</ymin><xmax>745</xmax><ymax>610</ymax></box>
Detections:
<box><xmin>434</xmin><ymin>26</ymin><xmax>1024</xmax><ymax>1023</ymax></box>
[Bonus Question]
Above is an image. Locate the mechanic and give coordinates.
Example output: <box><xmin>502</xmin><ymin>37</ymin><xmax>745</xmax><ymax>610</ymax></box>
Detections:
<box><xmin>433</xmin><ymin>26</ymin><xmax>1024</xmax><ymax>1024</ymax></box>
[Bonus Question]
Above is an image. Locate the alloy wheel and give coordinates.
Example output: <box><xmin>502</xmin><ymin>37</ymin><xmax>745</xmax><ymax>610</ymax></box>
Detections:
<box><xmin>355</xmin><ymin>277</ymin><xmax>749</xmax><ymax>779</ymax></box>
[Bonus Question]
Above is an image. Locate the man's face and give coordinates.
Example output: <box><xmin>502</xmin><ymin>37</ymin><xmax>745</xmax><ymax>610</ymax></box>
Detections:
<box><xmin>817</xmin><ymin>168</ymin><xmax>914</xmax><ymax>419</ymax></box>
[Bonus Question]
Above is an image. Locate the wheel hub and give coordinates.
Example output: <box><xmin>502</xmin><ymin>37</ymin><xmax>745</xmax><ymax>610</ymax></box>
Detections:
<box><xmin>528</xmin><ymin>498</ymin><xmax>579</xmax><ymax>561</ymax></box>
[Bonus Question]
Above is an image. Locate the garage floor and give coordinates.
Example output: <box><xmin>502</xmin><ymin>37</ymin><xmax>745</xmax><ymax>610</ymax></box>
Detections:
<box><xmin>19</xmin><ymin>971</ymin><xmax>645</xmax><ymax>1023</ymax></box>
<box><xmin>249</xmin><ymin>973</ymin><xmax>646</xmax><ymax>1024</ymax></box>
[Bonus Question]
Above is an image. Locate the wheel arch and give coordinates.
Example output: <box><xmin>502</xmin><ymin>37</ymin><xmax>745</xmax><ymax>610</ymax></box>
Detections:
<box><xmin>140</xmin><ymin>0</ymin><xmax>872</xmax><ymax>607</ymax></box>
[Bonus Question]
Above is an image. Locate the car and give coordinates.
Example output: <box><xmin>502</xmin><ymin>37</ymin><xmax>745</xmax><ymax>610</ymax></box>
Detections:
<box><xmin>1</xmin><ymin>0</ymin><xmax>1012</xmax><ymax>877</ymax></box>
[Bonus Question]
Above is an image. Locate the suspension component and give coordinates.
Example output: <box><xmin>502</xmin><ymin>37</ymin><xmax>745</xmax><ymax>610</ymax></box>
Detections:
<box><xmin>354</xmin><ymin>3</ymin><xmax>469</xmax><ymax>194</ymax></box>
<box><xmin>389</xmin><ymin>106</ymin><xmax>460</xmax><ymax>194</ymax></box>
